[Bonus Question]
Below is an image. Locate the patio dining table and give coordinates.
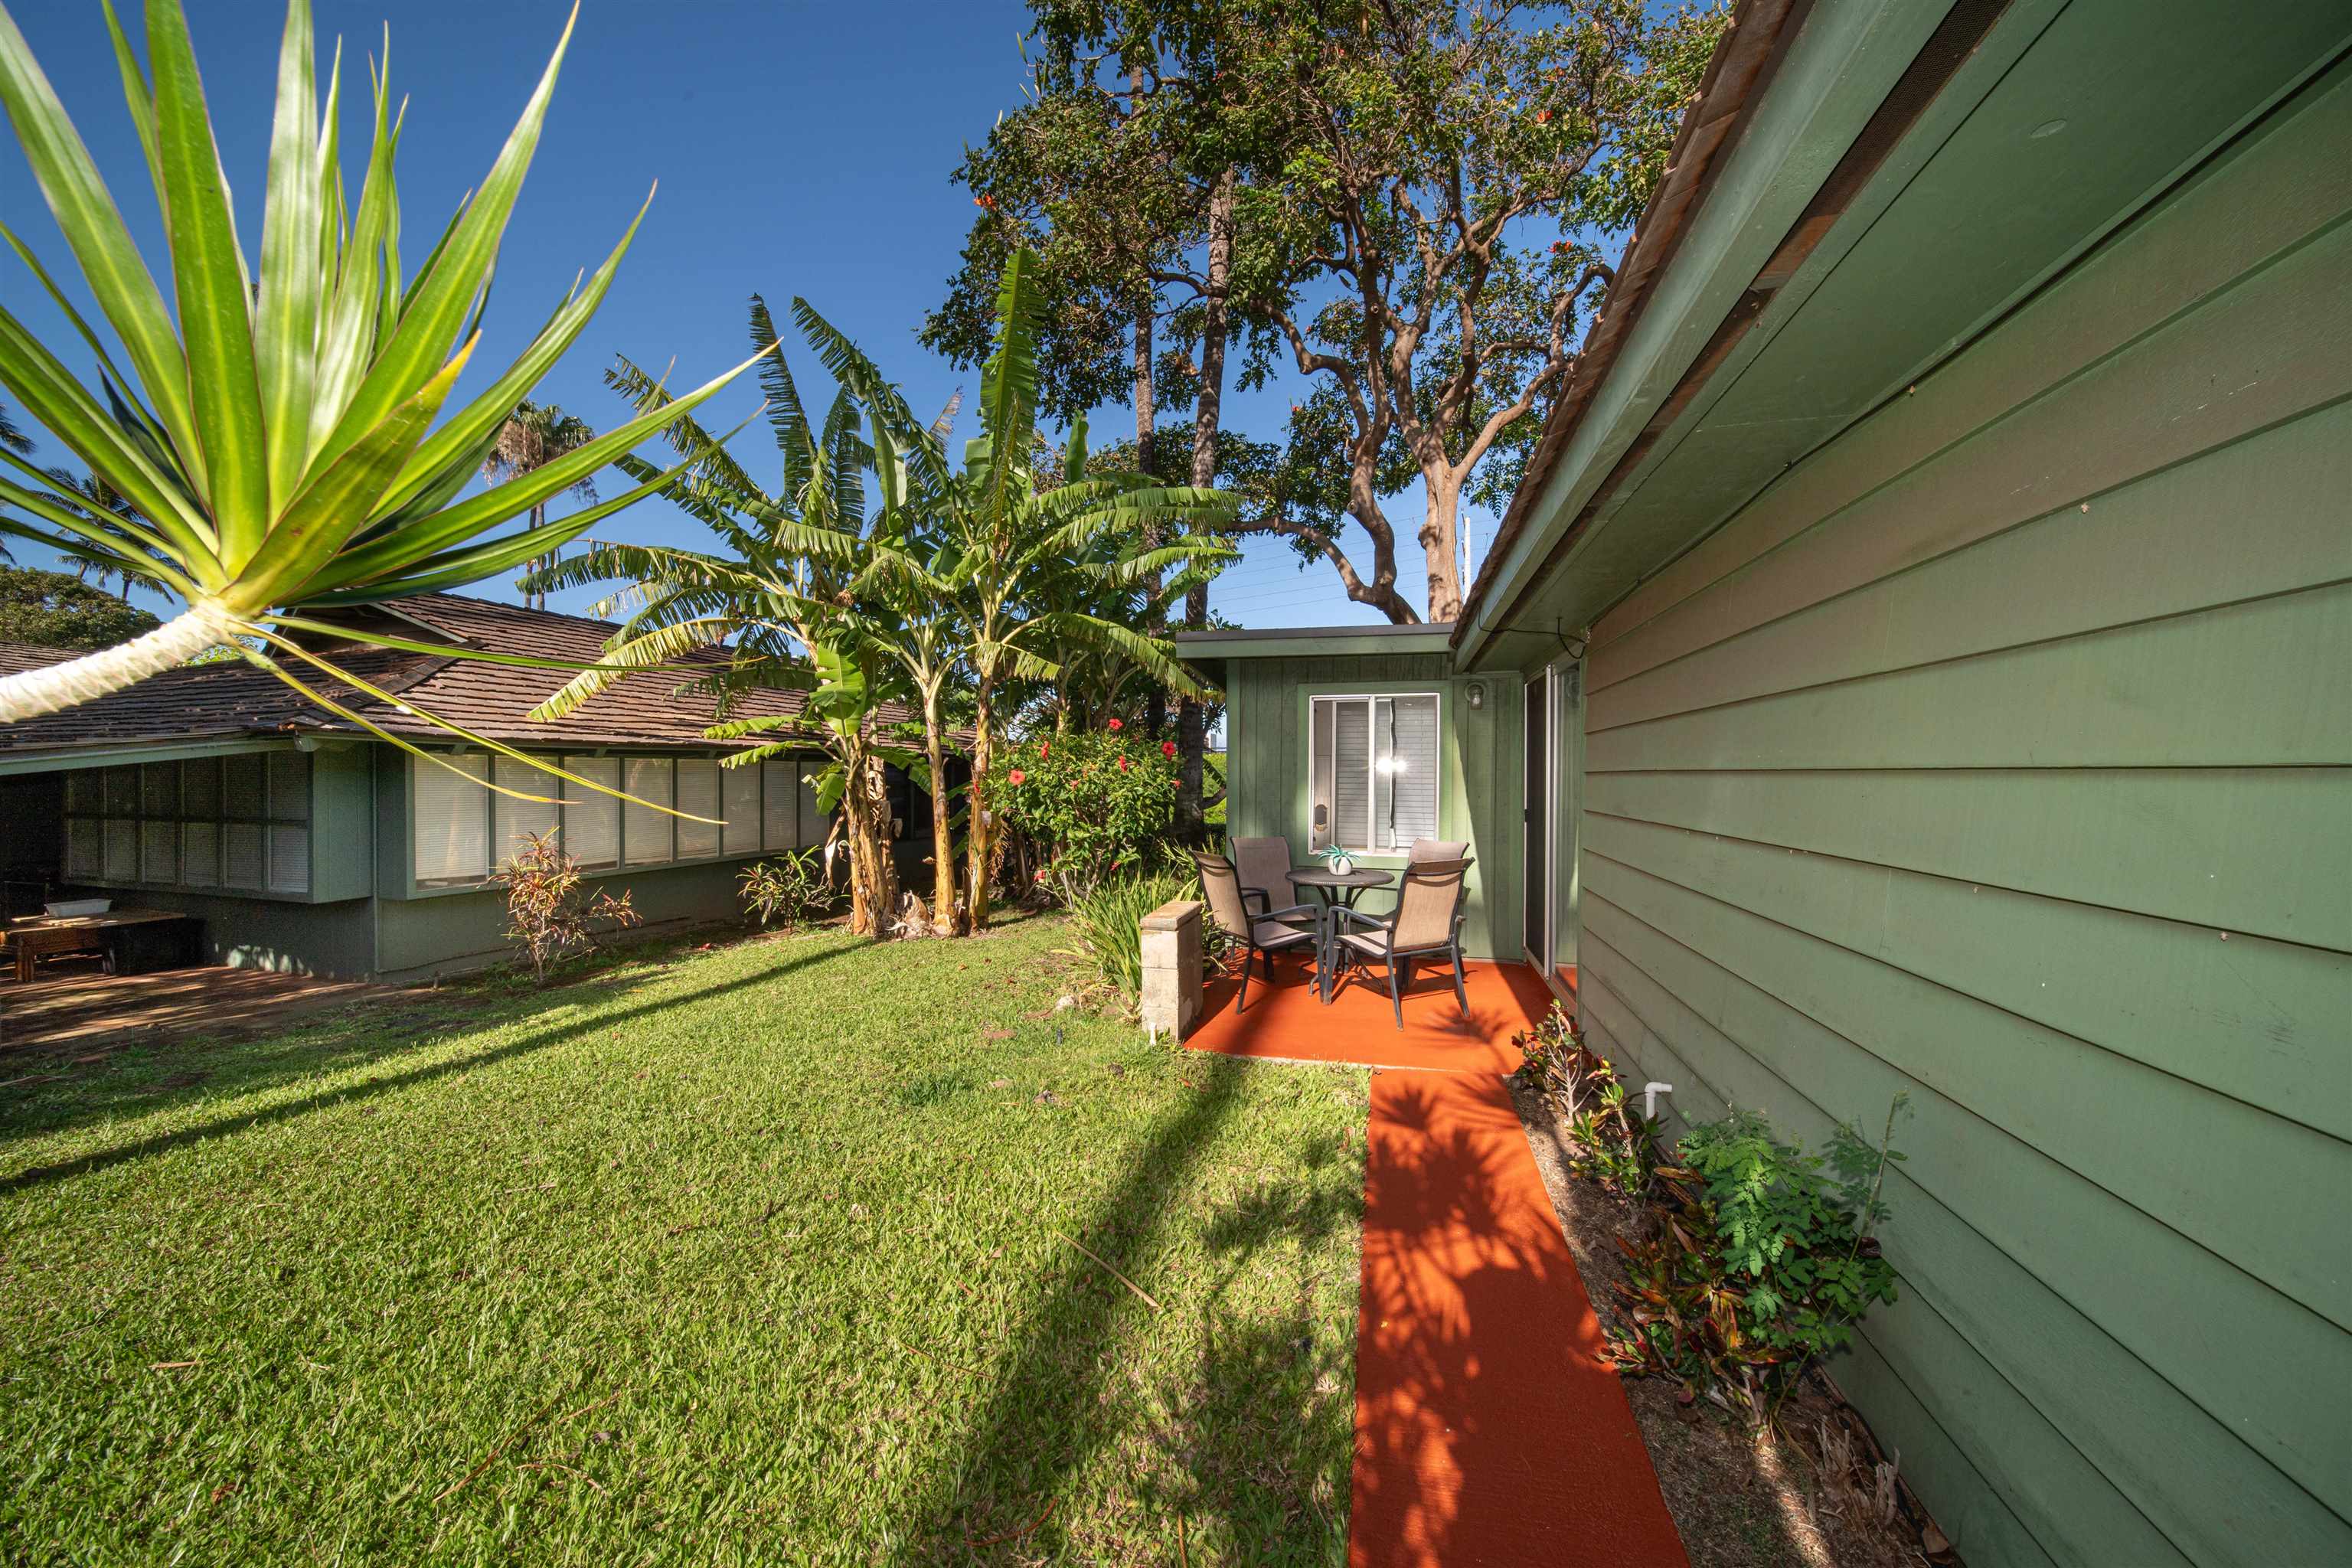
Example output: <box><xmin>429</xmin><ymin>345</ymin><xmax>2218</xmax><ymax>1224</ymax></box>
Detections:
<box><xmin>1289</xmin><ymin>867</ymin><xmax>1396</xmax><ymax>1001</ymax></box>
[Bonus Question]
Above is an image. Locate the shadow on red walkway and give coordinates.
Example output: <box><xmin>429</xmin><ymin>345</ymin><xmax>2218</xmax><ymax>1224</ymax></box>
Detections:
<box><xmin>1183</xmin><ymin>953</ymin><xmax>1554</xmax><ymax>1073</ymax></box>
<box><xmin>1351</xmin><ymin>1071</ymin><xmax>1688</xmax><ymax>1567</ymax></box>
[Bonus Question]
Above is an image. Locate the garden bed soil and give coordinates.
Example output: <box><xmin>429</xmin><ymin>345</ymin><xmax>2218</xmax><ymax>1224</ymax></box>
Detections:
<box><xmin>1510</xmin><ymin>1077</ymin><xmax>1955</xmax><ymax>1568</ymax></box>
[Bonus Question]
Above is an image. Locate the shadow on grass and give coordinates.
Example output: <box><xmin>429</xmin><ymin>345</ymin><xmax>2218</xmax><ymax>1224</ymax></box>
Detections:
<box><xmin>903</xmin><ymin>1052</ymin><xmax>1255</xmax><ymax>1561</ymax></box>
<box><xmin>0</xmin><ymin>939</ymin><xmax>861</xmax><ymax>1194</ymax></box>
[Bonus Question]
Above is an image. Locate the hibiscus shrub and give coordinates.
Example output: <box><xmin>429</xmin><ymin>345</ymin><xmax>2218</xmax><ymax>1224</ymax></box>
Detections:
<box><xmin>989</xmin><ymin>721</ymin><xmax>1181</xmax><ymax>902</ymax></box>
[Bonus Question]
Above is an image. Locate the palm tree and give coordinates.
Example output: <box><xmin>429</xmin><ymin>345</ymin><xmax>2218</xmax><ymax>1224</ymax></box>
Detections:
<box><xmin>0</xmin><ymin>397</ymin><xmax>31</xmax><ymax>456</ymax></box>
<box><xmin>40</xmin><ymin>467</ymin><xmax>159</xmax><ymax>599</ymax></box>
<box><xmin>0</xmin><ymin>0</ymin><xmax>762</xmax><ymax>806</ymax></box>
<box><xmin>482</xmin><ymin>400</ymin><xmax>597</xmax><ymax>609</ymax></box>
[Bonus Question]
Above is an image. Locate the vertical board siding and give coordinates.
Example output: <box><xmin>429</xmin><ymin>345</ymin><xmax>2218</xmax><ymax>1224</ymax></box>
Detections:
<box><xmin>1571</xmin><ymin>60</ymin><xmax>2352</xmax><ymax>1568</ymax></box>
<box><xmin>1223</xmin><ymin>654</ymin><xmax>1523</xmax><ymax>959</ymax></box>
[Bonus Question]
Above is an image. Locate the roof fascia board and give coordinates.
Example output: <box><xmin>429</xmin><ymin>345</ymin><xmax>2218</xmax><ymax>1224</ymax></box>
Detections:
<box><xmin>0</xmin><ymin>736</ymin><xmax>302</xmax><ymax>777</ymax></box>
<box><xmin>1177</xmin><ymin>632</ymin><xmax>1456</xmax><ymax>662</ymax></box>
<box><xmin>1455</xmin><ymin>0</ymin><xmax>1950</xmax><ymax>671</ymax></box>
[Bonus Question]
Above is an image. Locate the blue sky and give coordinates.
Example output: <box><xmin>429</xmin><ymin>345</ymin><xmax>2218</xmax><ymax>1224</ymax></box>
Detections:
<box><xmin>2</xmin><ymin>0</ymin><xmax>1493</xmax><ymax>629</ymax></box>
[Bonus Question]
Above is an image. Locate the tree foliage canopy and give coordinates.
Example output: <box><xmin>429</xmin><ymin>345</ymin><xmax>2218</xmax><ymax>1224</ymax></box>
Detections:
<box><xmin>0</xmin><ymin>564</ymin><xmax>161</xmax><ymax>650</ymax></box>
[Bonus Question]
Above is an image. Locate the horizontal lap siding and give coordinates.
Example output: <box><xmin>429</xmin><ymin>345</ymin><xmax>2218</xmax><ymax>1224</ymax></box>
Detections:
<box><xmin>1575</xmin><ymin>63</ymin><xmax>2352</xmax><ymax>1568</ymax></box>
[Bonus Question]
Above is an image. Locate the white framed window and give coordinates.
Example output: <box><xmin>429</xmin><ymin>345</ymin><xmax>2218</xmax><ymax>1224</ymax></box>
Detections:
<box><xmin>1309</xmin><ymin>692</ymin><xmax>1442</xmax><ymax>854</ymax></box>
<box><xmin>493</xmin><ymin>755</ymin><xmax>563</xmax><ymax>864</ymax></box>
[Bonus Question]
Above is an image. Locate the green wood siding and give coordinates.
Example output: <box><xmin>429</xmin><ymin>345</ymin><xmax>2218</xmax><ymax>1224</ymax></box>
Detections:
<box><xmin>1571</xmin><ymin>63</ymin><xmax>2352</xmax><ymax>1568</ymax></box>
<box><xmin>1223</xmin><ymin>652</ymin><xmax>1524</xmax><ymax>960</ymax></box>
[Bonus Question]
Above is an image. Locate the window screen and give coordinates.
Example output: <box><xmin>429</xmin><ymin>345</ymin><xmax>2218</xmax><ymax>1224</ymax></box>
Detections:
<box><xmin>1308</xmin><ymin>693</ymin><xmax>1442</xmax><ymax>854</ymax></box>
<box><xmin>413</xmin><ymin>754</ymin><xmax>491</xmax><ymax>885</ymax></box>
<box><xmin>57</xmin><ymin>751</ymin><xmax>305</xmax><ymax>893</ymax></box>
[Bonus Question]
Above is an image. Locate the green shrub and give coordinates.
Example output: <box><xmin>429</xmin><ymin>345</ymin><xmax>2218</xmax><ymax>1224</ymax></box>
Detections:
<box><xmin>489</xmin><ymin>833</ymin><xmax>643</xmax><ymax>987</ymax></box>
<box><xmin>989</xmin><ymin>723</ymin><xmax>1179</xmax><ymax>903</ymax></box>
<box><xmin>1057</xmin><ymin>870</ymin><xmax>1197</xmax><ymax>1009</ymax></box>
<box><xmin>739</xmin><ymin>850</ymin><xmax>836</xmax><ymax>931</ymax></box>
<box><xmin>1609</xmin><ymin>1098</ymin><xmax>1908</xmax><ymax>1420</ymax></box>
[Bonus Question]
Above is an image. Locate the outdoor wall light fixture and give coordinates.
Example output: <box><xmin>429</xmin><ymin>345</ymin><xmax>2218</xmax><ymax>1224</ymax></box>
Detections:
<box><xmin>1466</xmin><ymin>681</ymin><xmax>1485</xmax><ymax>710</ymax></box>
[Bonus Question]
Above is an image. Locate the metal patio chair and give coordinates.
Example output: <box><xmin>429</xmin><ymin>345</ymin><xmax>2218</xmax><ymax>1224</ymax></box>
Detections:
<box><xmin>1328</xmin><ymin>857</ymin><xmax>1475</xmax><ymax>1027</ymax></box>
<box><xmin>1192</xmin><ymin>850</ymin><xmax>1320</xmax><ymax>1012</ymax></box>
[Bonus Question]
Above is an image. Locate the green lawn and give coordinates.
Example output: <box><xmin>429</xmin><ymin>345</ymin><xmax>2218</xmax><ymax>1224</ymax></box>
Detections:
<box><xmin>1</xmin><ymin>914</ymin><xmax>1367</xmax><ymax>1565</ymax></box>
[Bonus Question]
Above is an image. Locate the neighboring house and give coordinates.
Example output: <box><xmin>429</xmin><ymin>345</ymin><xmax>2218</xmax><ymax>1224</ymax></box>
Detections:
<box><xmin>0</xmin><ymin>593</ymin><xmax>923</xmax><ymax>980</ymax></box>
<box><xmin>1192</xmin><ymin>2</ymin><xmax>2350</xmax><ymax>1564</ymax></box>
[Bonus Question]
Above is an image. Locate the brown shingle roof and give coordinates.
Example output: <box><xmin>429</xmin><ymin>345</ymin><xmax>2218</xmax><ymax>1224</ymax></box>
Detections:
<box><xmin>0</xmin><ymin>641</ymin><xmax>75</xmax><ymax>676</ymax></box>
<box><xmin>0</xmin><ymin>593</ymin><xmax>898</xmax><ymax>757</ymax></box>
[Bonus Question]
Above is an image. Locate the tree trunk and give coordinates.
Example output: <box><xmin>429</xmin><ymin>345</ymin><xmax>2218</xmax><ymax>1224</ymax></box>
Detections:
<box><xmin>1136</xmin><ymin>302</ymin><xmax>1167</xmax><ymax>743</ymax></box>
<box><xmin>1177</xmin><ymin>170</ymin><xmax>1235</xmax><ymax>842</ymax></box>
<box><xmin>964</xmin><ymin>685</ymin><xmax>997</xmax><ymax>929</ymax></box>
<box><xmin>923</xmin><ymin>695</ymin><xmax>961</xmax><ymax>936</ymax></box>
<box><xmin>0</xmin><ymin>599</ymin><xmax>242</xmax><ymax>721</ymax></box>
<box><xmin>1419</xmin><ymin>470</ymin><xmax>1463</xmax><ymax>622</ymax></box>
<box><xmin>842</xmin><ymin>746</ymin><xmax>897</xmax><ymax>939</ymax></box>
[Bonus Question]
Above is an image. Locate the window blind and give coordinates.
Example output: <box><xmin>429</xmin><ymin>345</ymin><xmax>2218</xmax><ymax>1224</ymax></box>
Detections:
<box><xmin>494</xmin><ymin>755</ymin><xmax>561</xmax><ymax>863</ymax></box>
<box><xmin>723</xmin><ymin>762</ymin><xmax>762</xmax><ymax>855</ymax></box>
<box><xmin>623</xmin><ymin>758</ymin><xmax>673</xmax><ymax>865</ymax></box>
<box><xmin>1308</xmin><ymin>692</ymin><xmax>1443</xmax><ymax>854</ymax></box>
<box><xmin>563</xmin><ymin>756</ymin><xmax>619</xmax><ymax>868</ymax></box>
<box><xmin>413</xmin><ymin>754</ymin><xmax>490</xmax><ymax>884</ymax></box>
<box><xmin>676</xmin><ymin>759</ymin><xmax>721</xmax><ymax>858</ymax></box>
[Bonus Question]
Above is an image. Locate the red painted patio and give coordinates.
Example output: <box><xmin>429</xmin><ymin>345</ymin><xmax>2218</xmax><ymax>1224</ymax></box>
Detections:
<box><xmin>1182</xmin><ymin>952</ymin><xmax>1557</xmax><ymax>1074</ymax></box>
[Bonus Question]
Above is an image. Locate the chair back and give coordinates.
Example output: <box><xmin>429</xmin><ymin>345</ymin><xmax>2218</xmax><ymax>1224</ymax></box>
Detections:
<box><xmin>1191</xmin><ymin>851</ymin><xmax>1253</xmax><ymax>938</ymax></box>
<box><xmin>1391</xmin><ymin>858</ymin><xmax>1471</xmax><ymax>950</ymax></box>
<box><xmin>1231</xmin><ymin>837</ymin><xmax>1297</xmax><ymax>906</ymax></box>
<box><xmin>1408</xmin><ymin>838</ymin><xmax>1469</xmax><ymax>863</ymax></box>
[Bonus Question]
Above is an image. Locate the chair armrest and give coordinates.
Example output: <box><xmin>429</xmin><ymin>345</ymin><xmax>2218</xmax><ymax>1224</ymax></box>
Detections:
<box><xmin>1330</xmin><ymin>905</ymin><xmax>1391</xmax><ymax>933</ymax></box>
<box><xmin>1240</xmin><ymin>886</ymin><xmax>1271</xmax><ymax>916</ymax></box>
<box><xmin>1263</xmin><ymin>901</ymin><xmax>1319</xmax><ymax>923</ymax></box>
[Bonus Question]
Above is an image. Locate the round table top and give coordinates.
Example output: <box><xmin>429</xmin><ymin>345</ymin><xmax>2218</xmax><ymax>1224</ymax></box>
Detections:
<box><xmin>1289</xmin><ymin>866</ymin><xmax>1396</xmax><ymax>890</ymax></box>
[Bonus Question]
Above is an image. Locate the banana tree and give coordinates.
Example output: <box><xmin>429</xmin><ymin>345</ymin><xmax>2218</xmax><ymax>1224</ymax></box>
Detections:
<box><xmin>918</xmin><ymin>247</ymin><xmax>1235</xmax><ymax>928</ymax></box>
<box><xmin>525</xmin><ymin>321</ymin><xmax>926</xmax><ymax>939</ymax></box>
<box><xmin>0</xmin><ymin>0</ymin><xmax>760</xmax><ymax>805</ymax></box>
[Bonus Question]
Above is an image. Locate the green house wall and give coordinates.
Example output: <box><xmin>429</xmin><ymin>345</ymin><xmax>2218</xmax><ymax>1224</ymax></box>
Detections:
<box><xmin>1223</xmin><ymin>652</ymin><xmax>1524</xmax><ymax>962</ymax></box>
<box><xmin>1565</xmin><ymin>64</ymin><xmax>2352</xmax><ymax>1567</ymax></box>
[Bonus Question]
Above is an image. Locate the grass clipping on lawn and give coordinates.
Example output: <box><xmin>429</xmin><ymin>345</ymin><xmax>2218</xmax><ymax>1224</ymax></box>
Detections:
<box><xmin>0</xmin><ymin>913</ymin><xmax>1367</xmax><ymax>1564</ymax></box>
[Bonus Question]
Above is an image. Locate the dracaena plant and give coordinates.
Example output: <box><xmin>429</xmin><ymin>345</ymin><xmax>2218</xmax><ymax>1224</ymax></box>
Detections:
<box><xmin>0</xmin><ymin>0</ymin><xmax>760</xmax><ymax>808</ymax></box>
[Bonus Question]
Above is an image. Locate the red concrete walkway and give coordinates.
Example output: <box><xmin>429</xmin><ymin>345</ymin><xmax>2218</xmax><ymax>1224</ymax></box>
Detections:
<box><xmin>1187</xmin><ymin>956</ymin><xmax>1687</xmax><ymax>1568</ymax></box>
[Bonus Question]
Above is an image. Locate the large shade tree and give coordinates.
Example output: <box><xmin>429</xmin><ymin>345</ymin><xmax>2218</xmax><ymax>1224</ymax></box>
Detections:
<box><xmin>0</xmin><ymin>0</ymin><xmax>760</xmax><ymax>795</ymax></box>
<box><xmin>957</xmin><ymin>0</ymin><xmax>1724</xmax><ymax>625</ymax></box>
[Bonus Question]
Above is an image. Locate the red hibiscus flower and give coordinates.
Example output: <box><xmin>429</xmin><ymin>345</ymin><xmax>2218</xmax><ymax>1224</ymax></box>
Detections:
<box><xmin>1106</xmin><ymin>717</ymin><xmax>1123</xmax><ymax>731</ymax></box>
<box><xmin>1117</xmin><ymin>755</ymin><xmax>1130</xmax><ymax>773</ymax></box>
<box><xmin>1038</xmin><ymin>742</ymin><xmax>1049</xmax><ymax>759</ymax></box>
<box><xmin>1161</xmin><ymin>740</ymin><xmax>1177</xmax><ymax>758</ymax></box>
<box><xmin>1008</xmin><ymin>768</ymin><xmax>1026</xmax><ymax>786</ymax></box>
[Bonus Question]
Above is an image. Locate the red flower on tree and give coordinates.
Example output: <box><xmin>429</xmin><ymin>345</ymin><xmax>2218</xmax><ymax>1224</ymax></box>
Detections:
<box><xmin>1161</xmin><ymin>740</ymin><xmax>1177</xmax><ymax>758</ymax></box>
<box><xmin>1106</xmin><ymin>717</ymin><xmax>1123</xmax><ymax>731</ymax></box>
<box><xmin>1008</xmin><ymin>769</ymin><xmax>1026</xmax><ymax>786</ymax></box>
